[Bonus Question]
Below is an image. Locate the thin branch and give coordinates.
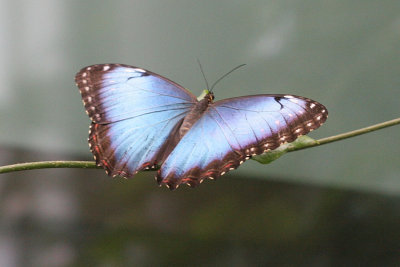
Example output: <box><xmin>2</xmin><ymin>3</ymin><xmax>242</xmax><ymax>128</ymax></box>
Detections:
<box><xmin>287</xmin><ymin>117</ymin><xmax>400</xmax><ymax>152</ymax></box>
<box><xmin>0</xmin><ymin>117</ymin><xmax>399</xmax><ymax>175</ymax></box>
<box><xmin>0</xmin><ymin>161</ymin><xmax>98</xmax><ymax>174</ymax></box>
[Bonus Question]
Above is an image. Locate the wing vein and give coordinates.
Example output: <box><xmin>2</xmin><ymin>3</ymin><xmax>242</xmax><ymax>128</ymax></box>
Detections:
<box><xmin>209</xmin><ymin>106</ymin><xmax>240</xmax><ymax>152</ymax></box>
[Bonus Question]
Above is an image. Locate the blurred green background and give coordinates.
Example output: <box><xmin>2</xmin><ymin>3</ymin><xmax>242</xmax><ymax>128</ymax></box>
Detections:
<box><xmin>0</xmin><ymin>0</ymin><xmax>399</xmax><ymax>266</ymax></box>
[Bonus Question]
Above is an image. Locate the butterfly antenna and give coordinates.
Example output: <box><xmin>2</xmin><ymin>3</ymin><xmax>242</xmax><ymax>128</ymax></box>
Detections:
<box><xmin>210</xmin><ymin>64</ymin><xmax>246</xmax><ymax>92</ymax></box>
<box><xmin>197</xmin><ymin>59</ymin><xmax>210</xmax><ymax>91</ymax></box>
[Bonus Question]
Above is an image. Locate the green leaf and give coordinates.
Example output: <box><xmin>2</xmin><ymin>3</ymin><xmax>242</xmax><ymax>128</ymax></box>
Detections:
<box><xmin>252</xmin><ymin>136</ymin><xmax>318</xmax><ymax>164</ymax></box>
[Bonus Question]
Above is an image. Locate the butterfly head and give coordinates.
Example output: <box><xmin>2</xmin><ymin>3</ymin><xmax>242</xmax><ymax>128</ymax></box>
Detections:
<box><xmin>206</xmin><ymin>90</ymin><xmax>215</xmax><ymax>102</ymax></box>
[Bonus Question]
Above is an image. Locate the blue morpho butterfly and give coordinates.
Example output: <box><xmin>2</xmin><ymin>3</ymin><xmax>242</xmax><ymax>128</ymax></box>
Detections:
<box><xmin>76</xmin><ymin>64</ymin><xmax>328</xmax><ymax>190</ymax></box>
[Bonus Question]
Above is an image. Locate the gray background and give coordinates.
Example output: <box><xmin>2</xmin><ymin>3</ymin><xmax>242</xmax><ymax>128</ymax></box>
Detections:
<box><xmin>0</xmin><ymin>1</ymin><xmax>399</xmax><ymax>266</ymax></box>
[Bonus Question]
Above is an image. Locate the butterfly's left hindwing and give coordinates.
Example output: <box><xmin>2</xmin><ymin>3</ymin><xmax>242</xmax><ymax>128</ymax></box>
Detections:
<box><xmin>157</xmin><ymin>94</ymin><xmax>328</xmax><ymax>189</ymax></box>
<box><xmin>76</xmin><ymin>64</ymin><xmax>197</xmax><ymax>176</ymax></box>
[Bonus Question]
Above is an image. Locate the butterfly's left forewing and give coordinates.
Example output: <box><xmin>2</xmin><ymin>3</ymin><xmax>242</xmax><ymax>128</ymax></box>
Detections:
<box><xmin>157</xmin><ymin>94</ymin><xmax>328</xmax><ymax>189</ymax></box>
<box><xmin>76</xmin><ymin>64</ymin><xmax>197</xmax><ymax>177</ymax></box>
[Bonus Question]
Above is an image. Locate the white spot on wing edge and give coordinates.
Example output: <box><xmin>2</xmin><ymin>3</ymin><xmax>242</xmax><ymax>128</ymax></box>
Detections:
<box><xmin>124</xmin><ymin>68</ymin><xmax>135</xmax><ymax>72</ymax></box>
<box><xmin>134</xmin><ymin>68</ymin><xmax>146</xmax><ymax>73</ymax></box>
<box><xmin>103</xmin><ymin>65</ymin><xmax>110</xmax><ymax>71</ymax></box>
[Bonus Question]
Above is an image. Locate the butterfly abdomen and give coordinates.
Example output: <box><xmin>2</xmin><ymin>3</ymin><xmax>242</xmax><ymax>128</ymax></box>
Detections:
<box><xmin>178</xmin><ymin>95</ymin><xmax>211</xmax><ymax>138</ymax></box>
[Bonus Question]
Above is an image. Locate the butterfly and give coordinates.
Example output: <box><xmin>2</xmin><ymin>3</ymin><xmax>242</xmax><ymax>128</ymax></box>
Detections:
<box><xmin>75</xmin><ymin>64</ymin><xmax>328</xmax><ymax>190</ymax></box>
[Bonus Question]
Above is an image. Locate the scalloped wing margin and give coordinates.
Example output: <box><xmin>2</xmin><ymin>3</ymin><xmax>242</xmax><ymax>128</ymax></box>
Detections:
<box><xmin>157</xmin><ymin>94</ymin><xmax>328</xmax><ymax>189</ymax></box>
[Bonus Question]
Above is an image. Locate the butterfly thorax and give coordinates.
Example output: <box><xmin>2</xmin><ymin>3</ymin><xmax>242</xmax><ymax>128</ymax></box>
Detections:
<box><xmin>154</xmin><ymin>92</ymin><xmax>213</xmax><ymax>165</ymax></box>
<box><xmin>179</xmin><ymin>92</ymin><xmax>213</xmax><ymax>139</ymax></box>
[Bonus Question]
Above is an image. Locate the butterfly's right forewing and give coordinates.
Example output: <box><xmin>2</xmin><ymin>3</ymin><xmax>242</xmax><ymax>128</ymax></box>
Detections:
<box><xmin>76</xmin><ymin>64</ymin><xmax>197</xmax><ymax>177</ymax></box>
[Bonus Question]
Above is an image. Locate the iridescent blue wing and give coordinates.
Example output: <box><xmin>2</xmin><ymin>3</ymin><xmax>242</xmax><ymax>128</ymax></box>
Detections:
<box><xmin>157</xmin><ymin>94</ymin><xmax>328</xmax><ymax>189</ymax></box>
<box><xmin>76</xmin><ymin>64</ymin><xmax>197</xmax><ymax>177</ymax></box>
